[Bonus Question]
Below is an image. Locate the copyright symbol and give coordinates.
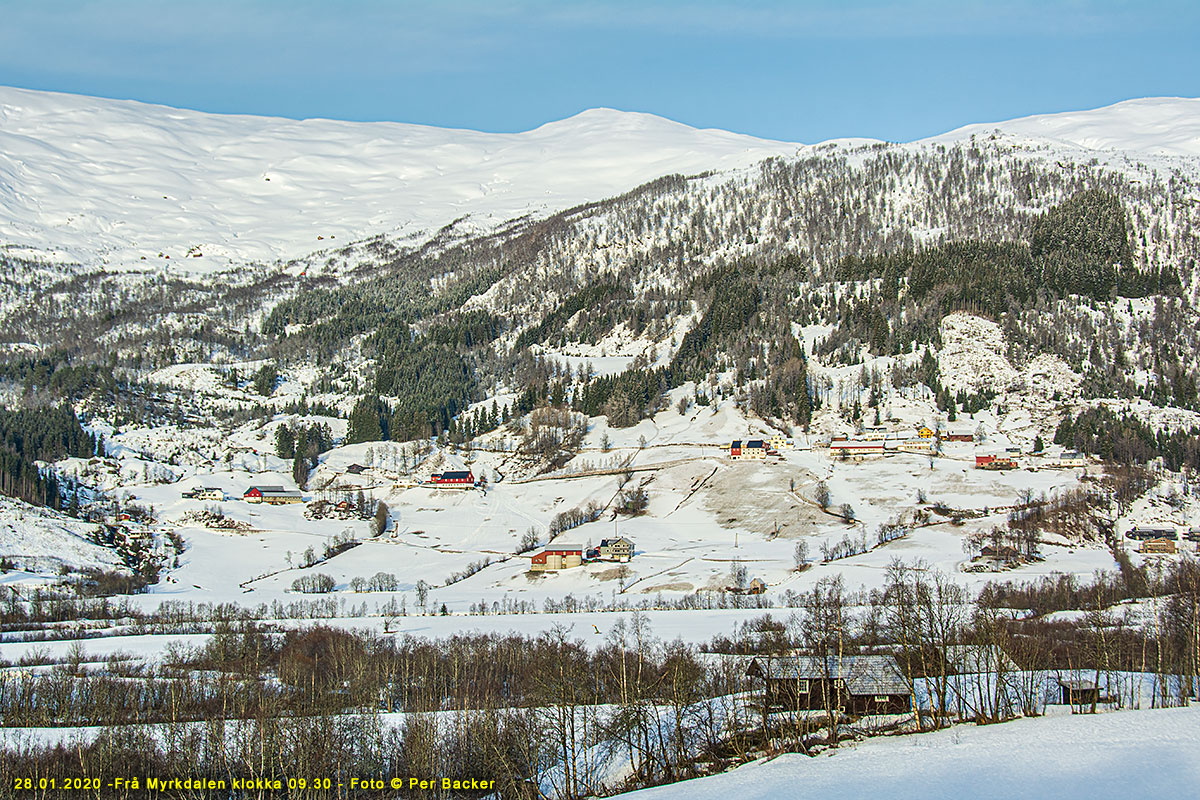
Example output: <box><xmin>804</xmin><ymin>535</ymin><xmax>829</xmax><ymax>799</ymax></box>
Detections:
<box><xmin>391</xmin><ymin>778</ymin><xmax>403</xmax><ymax>789</ymax></box>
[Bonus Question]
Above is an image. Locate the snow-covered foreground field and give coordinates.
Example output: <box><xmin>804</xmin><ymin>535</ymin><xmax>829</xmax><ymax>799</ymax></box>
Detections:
<box><xmin>615</xmin><ymin>705</ymin><xmax>1200</xmax><ymax>800</ymax></box>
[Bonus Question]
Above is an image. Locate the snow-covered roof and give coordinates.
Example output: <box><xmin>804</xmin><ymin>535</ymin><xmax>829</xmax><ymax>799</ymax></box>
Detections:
<box><xmin>748</xmin><ymin>655</ymin><xmax>909</xmax><ymax>695</ymax></box>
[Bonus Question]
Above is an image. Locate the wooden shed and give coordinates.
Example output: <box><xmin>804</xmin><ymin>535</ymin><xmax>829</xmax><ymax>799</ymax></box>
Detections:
<box><xmin>1057</xmin><ymin>678</ymin><xmax>1099</xmax><ymax>707</ymax></box>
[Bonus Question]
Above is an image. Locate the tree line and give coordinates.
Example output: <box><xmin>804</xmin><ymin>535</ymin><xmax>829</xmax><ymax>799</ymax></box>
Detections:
<box><xmin>0</xmin><ymin>404</ymin><xmax>98</xmax><ymax>507</ymax></box>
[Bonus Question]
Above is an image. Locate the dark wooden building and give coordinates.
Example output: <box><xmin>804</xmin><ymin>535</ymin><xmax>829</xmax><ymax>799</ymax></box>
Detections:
<box><xmin>1057</xmin><ymin>678</ymin><xmax>1100</xmax><ymax>706</ymax></box>
<box><xmin>746</xmin><ymin>655</ymin><xmax>912</xmax><ymax>715</ymax></box>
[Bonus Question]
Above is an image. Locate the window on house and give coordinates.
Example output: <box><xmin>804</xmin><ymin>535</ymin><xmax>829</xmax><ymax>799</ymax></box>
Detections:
<box><xmin>796</xmin><ymin>679</ymin><xmax>810</xmax><ymax>693</ymax></box>
<box><xmin>874</xmin><ymin>695</ymin><xmax>888</xmax><ymax>703</ymax></box>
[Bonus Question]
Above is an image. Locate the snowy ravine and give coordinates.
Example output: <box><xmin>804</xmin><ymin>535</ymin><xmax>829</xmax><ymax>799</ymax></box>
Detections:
<box><xmin>613</xmin><ymin>706</ymin><xmax>1200</xmax><ymax>800</ymax></box>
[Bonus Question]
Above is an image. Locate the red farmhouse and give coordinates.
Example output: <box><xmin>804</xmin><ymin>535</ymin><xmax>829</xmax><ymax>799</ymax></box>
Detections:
<box><xmin>430</xmin><ymin>470</ymin><xmax>476</xmax><ymax>487</ymax></box>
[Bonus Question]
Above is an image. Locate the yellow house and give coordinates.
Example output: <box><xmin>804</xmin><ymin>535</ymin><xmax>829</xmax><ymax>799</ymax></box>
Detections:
<box><xmin>917</xmin><ymin>426</ymin><xmax>936</xmax><ymax>439</ymax></box>
<box><xmin>767</xmin><ymin>434</ymin><xmax>794</xmax><ymax>451</ymax></box>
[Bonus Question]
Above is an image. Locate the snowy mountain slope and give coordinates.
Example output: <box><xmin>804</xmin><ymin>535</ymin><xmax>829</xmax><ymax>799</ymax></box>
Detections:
<box><xmin>0</xmin><ymin>86</ymin><xmax>799</xmax><ymax>270</ymax></box>
<box><xmin>933</xmin><ymin>96</ymin><xmax>1200</xmax><ymax>157</ymax></box>
<box><xmin>0</xmin><ymin>497</ymin><xmax>123</xmax><ymax>576</ymax></box>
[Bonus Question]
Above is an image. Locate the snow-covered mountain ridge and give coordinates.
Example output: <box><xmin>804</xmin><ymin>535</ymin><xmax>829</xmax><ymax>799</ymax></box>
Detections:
<box><xmin>0</xmin><ymin>86</ymin><xmax>799</xmax><ymax>269</ymax></box>
<box><xmin>934</xmin><ymin>96</ymin><xmax>1200</xmax><ymax>157</ymax></box>
<box><xmin>2</xmin><ymin>87</ymin><xmax>1199</xmax><ymax>272</ymax></box>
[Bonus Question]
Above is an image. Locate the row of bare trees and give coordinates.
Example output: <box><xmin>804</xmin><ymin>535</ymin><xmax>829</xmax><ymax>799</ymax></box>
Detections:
<box><xmin>3</xmin><ymin>557</ymin><xmax>1199</xmax><ymax>797</ymax></box>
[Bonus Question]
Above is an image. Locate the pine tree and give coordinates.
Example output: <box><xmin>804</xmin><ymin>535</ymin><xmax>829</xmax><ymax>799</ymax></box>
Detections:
<box><xmin>275</xmin><ymin>425</ymin><xmax>295</xmax><ymax>459</ymax></box>
<box><xmin>292</xmin><ymin>455</ymin><xmax>308</xmax><ymax>489</ymax></box>
<box><xmin>347</xmin><ymin>395</ymin><xmax>383</xmax><ymax>443</ymax></box>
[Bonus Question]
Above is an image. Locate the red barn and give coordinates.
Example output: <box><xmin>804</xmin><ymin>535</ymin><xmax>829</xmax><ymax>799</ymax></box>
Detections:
<box><xmin>531</xmin><ymin>547</ymin><xmax>584</xmax><ymax>571</ymax></box>
<box><xmin>976</xmin><ymin>455</ymin><xmax>1016</xmax><ymax>470</ymax></box>
<box><xmin>430</xmin><ymin>470</ymin><xmax>476</xmax><ymax>487</ymax></box>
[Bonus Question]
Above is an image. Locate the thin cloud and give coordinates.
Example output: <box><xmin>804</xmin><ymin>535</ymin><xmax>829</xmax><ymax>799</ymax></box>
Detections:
<box><xmin>545</xmin><ymin>0</ymin><xmax>1190</xmax><ymax>37</ymax></box>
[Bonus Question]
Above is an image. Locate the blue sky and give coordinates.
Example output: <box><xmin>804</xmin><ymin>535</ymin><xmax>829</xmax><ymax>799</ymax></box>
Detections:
<box><xmin>1</xmin><ymin>0</ymin><xmax>1197</xmax><ymax>142</ymax></box>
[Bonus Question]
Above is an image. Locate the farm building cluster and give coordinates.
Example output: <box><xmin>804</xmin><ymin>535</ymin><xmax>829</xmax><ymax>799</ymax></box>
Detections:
<box><xmin>722</xmin><ymin>434</ymin><xmax>795</xmax><ymax>460</ymax></box>
<box><xmin>180</xmin><ymin>486</ymin><xmax>224</xmax><ymax>501</ymax></box>
<box><xmin>1125</xmin><ymin>525</ymin><xmax>1200</xmax><ymax>555</ymax></box>
<box><xmin>529</xmin><ymin>537</ymin><xmax>635</xmax><ymax>572</ymax></box>
<box><xmin>800</xmin><ymin>422</ymin><xmax>1088</xmax><ymax>471</ymax></box>
<box><xmin>743</xmin><ymin>647</ymin><xmax>1121</xmax><ymax>721</ymax></box>
<box><xmin>827</xmin><ymin>425</ymin><xmax>941</xmax><ymax>460</ymax></box>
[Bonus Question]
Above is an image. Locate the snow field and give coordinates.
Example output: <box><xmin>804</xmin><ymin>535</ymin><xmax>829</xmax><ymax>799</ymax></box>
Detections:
<box><xmin>613</xmin><ymin>704</ymin><xmax>1200</xmax><ymax>800</ymax></box>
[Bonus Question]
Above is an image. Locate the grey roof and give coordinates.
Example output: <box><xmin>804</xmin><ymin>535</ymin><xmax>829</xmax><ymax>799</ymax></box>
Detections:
<box><xmin>749</xmin><ymin>655</ymin><xmax>909</xmax><ymax>695</ymax></box>
<box><xmin>247</xmin><ymin>485</ymin><xmax>286</xmax><ymax>492</ymax></box>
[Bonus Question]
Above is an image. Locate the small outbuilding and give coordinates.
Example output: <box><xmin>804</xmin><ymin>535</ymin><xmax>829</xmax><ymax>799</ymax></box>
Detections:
<box><xmin>1057</xmin><ymin>678</ymin><xmax>1100</xmax><ymax>707</ymax></box>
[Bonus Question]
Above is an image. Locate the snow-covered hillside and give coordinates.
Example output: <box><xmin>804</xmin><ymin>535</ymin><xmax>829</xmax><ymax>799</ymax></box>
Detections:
<box><xmin>0</xmin><ymin>86</ymin><xmax>799</xmax><ymax>269</ymax></box>
<box><xmin>0</xmin><ymin>497</ymin><xmax>123</xmax><ymax>577</ymax></box>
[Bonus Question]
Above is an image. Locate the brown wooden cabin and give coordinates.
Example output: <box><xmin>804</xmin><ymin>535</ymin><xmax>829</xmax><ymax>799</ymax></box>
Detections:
<box><xmin>746</xmin><ymin>655</ymin><xmax>912</xmax><ymax>716</ymax></box>
<box><xmin>1057</xmin><ymin>678</ymin><xmax>1099</xmax><ymax>706</ymax></box>
<box><xmin>1140</xmin><ymin>538</ymin><xmax>1177</xmax><ymax>554</ymax></box>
